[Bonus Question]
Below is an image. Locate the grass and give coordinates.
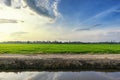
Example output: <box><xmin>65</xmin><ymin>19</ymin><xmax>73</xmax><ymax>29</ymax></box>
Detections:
<box><xmin>0</xmin><ymin>44</ymin><xmax>120</xmax><ymax>54</ymax></box>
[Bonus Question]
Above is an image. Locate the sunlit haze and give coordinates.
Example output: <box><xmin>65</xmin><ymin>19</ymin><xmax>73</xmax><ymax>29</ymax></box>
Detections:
<box><xmin>0</xmin><ymin>0</ymin><xmax>120</xmax><ymax>42</ymax></box>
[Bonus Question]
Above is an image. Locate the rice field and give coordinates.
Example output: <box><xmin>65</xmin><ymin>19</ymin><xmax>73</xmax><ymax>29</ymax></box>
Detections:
<box><xmin>0</xmin><ymin>44</ymin><xmax>120</xmax><ymax>54</ymax></box>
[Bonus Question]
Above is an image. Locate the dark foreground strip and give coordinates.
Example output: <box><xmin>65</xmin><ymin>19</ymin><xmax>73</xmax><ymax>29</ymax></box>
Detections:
<box><xmin>0</xmin><ymin>58</ymin><xmax>120</xmax><ymax>71</ymax></box>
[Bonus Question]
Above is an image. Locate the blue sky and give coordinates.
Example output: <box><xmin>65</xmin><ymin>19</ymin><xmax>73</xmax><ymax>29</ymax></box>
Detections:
<box><xmin>58</xmin><ymin>0</ymin><xmax>120</xmax><ymax>28</ymax></box>
<box><xmin>0</xmin><ymin>0</ymin><xmax>120</xmax><ymax>42</ymax></box>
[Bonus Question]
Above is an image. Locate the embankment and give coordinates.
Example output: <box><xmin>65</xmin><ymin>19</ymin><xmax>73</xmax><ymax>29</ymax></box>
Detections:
<box><xmin>0</xmin><ymin>54</ymin><xmax>120</xmax><ymax>71</ymax></box>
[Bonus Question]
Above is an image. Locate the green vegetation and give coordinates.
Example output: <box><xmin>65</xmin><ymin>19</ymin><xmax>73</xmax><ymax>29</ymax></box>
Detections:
<box><xmin>0</xmin><ymin>44</ymin><xmax>120</xmax><ymax>54</ymax></box>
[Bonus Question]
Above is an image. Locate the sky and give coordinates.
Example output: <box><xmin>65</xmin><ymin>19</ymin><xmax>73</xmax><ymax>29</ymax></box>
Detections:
<box><xmin>0</xmin><ymin>0</ymin><xmax>120</xmax><ymax>42</ymax></box>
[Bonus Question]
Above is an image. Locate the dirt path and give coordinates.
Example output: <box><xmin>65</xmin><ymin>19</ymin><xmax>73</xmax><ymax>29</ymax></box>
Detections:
<box><xmin>0</xmin><ymin>54</ymin><xmax>120</xmax><ymax>59</ymax></box>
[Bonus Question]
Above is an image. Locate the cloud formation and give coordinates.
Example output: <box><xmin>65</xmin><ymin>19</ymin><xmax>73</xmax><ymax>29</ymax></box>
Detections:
<box><xmin>0</xmin><ymin>19</ymin><xmax>17</xmax><ymax>23</ymax></box>
<box><xmin>0</xmin><ymin>0</ymin><xmax>61</xmax><ymax>18</ymax></box>
<box><xmin>75</xmin><ymin>24</ymin><xmax>102</xmax><ymax>31</ymax></box>
<box><xmin>113</xmin><ymin>8</ymin><xmax>120</xmax><ymax>13</ymax></box>
<box><xmin>0</xmin><ymin>19</ymin><xmax>24</xmax><ymax>23</ymax></box>
<box><xmin>0</xmin><ymin>0</ymin><xmax>11</xmax><ymax>6</ymax></box>
<box><xmin>11</xmin><ymin>32</ymin><xmax>28</xmax><ymax>36</ymax></box>
<box><xmin>0</xmin><ymin>0</ymin><xmax>21</xmax><ymax>8</ymax></box>
<box><xmin>89</xmin><ymin>6</ymin><xmax>120</xmax><ymax>21</ymax></box>
<box><xmin>104</xmin><ymin>31</ymin><xmax>120</xmax><ymax>37</ymax></box>
<box><xmin>0</xmin><ymin>0</ymin><xmax>119</xmax><ymax>42</ymax></box>
<box><xmin>10</xmin><ymin>32</ymin><xmax>28</xmax><ymax>40</ymax></box>
<box><xmin>25</xmin><ymin>0</ymin><xmax>61</xmax><ymax>18</ymax></box>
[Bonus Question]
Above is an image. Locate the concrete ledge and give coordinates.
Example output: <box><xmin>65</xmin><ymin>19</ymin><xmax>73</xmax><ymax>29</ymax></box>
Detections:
<box><xmin>0</xmin><ymin>54</ymin><xmax>120</xmax><ymax>71</ymax></box>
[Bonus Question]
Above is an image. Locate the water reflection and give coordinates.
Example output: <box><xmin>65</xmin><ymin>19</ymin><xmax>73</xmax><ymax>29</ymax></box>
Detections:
<box><xmin>0</xmin><ymin>71</ymin><xmax>119</xmax><ymax>80</ymax></box>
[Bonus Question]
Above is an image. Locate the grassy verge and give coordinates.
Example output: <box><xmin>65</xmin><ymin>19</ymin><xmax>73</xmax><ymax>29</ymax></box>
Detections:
<box><xmin>0</xmin><ymin>44</ymin><xmax>120</xmax><ymax>54</ymax></box>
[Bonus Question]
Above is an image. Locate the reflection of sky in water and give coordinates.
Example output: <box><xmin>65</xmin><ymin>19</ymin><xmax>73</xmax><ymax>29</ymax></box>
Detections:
<box><xmin>0</xmin><ymin>71</ymin><xmax>119</xmax><ymax>80</ymax></box>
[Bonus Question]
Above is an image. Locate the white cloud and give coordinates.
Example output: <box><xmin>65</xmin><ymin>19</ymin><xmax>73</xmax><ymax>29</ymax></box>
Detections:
<box><xmin>1</xmin><ymin>0</ymin><xmax>119</xmax><ymax>42</ymax></box>
<box><xmin>79</xmin><ymin>6</ymin><xmax>120</xmax><ymax>25</ymax></box>
<box><xmin>54</xmin><ymin>27</ymin><xmax>120</xmax><ymax>42</ymax></box>
<box><xmin>0</xmin><ymin>0</ymin><xmax>59</xmax><ymax>41</ymax></box>
<box><xmin>52</xmin><ymin>0</ymin><xmax>61</xmax><ymax>17</ymax></box>
<box><xmin>0</xmin><ymin>0</ymin><xmax>61</xmax><ymax>18</ymax></box>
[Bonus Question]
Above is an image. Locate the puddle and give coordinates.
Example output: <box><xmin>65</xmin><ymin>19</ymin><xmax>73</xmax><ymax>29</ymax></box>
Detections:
<box><xmin>0</xmin><ymin>71</ymin><xmax>120</xmax><ymax>80</ymax></box>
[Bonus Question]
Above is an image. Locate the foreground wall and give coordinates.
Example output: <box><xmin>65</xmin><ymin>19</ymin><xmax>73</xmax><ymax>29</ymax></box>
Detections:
<box><xmin>0</xmin><ymin>55</ymin><xmax>120</xmax><ymax>71</ymax></box>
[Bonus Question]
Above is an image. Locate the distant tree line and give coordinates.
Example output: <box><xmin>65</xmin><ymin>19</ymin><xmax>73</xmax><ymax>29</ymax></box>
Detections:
<box><xmin>0</xmin><ymin>41</ymin><xmax>120</xmax><ymax>44</ymax></box>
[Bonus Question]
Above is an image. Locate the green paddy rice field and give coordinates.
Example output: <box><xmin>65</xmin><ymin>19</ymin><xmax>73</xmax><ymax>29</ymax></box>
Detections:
<box><xmin>0</xmin><ymin>44</ymin><xmax>120</xmax><ymax>54</ymax></box>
